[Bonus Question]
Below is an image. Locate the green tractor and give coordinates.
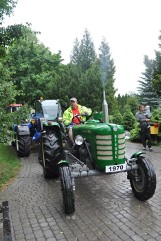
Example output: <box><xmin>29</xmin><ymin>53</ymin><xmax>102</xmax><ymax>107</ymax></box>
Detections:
<box><xmin>38</xmin><ymin>96</ymin><xmax>156</xmax><ymax>215</ymax></box>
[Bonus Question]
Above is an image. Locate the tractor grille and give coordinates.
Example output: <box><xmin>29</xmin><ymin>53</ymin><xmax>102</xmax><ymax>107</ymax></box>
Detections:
<box><xmin>96</xmin><ymin>133</ymin><xmax>125</xmax><ymax>161</ymax></box>
<box><xmin>96</xmin><ymin>140</ymin><xmax>112</xmax><ymax>145</ymax></box>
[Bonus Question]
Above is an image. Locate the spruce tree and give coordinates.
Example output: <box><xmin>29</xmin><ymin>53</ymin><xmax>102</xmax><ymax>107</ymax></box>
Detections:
<box><xmin>138</xmin><ymin>55</ymin><xmax>160</xmax><ymax>108</ymax></box>
<box><xmin>153</xmin><ymin>33</ymin><xmax>161</xmax><ymax>96</ymax></box>
<box><xmin>122</xmin><ymin>107</ymin><xmax>136</xmax><ymax>131</ymax></box>
<box><xmin>112</xmin><ymin>110</ymin><xmax>123</xmax><ymax>125</ymax></box>
<box><xmin>70</xmin><ymin>38</ymin><xmax>80</xmax><ymax>66</ymax></box>
<box><xmin>78</xmin><ymin>29</ymin><xmax>96</xmax><ymax>72</ymax></box>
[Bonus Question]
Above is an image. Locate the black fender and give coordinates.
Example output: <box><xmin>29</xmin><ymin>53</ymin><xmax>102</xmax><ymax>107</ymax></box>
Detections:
<box><xmin>43</xmin><ymin>123</ymin><xmax>63</xmax><ymax>142</ymax></box>
<box><xmin>17</xmin><ymin>125</ymin><xmax>30</xmax><ymax>136</ymax></box>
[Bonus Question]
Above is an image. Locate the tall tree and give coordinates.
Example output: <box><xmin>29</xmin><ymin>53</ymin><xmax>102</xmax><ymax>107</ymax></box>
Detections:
<box><xmin>70</xmin><ymin>38</ymin><xmax>80</xmax><ymax>66</ymax></box>
<box><xmin>78</xmin><ymin>62</ymin><xmax>102</xmax><ymax>111</ymax></box>
<box><xmin>152</xmin><ymin>33</ymin><xmax>161</xmax><ymax>96</ymax></box>
<box><xmin>0</xmin><ymin>0</ymin><xmax>17</xmax><ymax>22</ymax></box>
<box><xmin>0</xmin><ymin>0</ymin><xmax>25</xmax><ymax>141</ymax></box>
<box><xmin>69</xmin><ymin>34</ymin><xmax>117</xmax><ymax>113</ymax></box>
<box><xmin>71</xmin><ymin>29</ymin><xmax>96</xmax><ymax>72</ymax></box>
<box><xmin>126</xmin><ymin>94</ymin><xmax>139</xmax><ymax>115</ymax></box>
<box><xmin>117</xmin><ymin>94</ymin><xmax>128</xmax><ymax>115</ymax></box>
<box><xmin>138</xmin><ymin>55</ymin><xmax>160</xmax><ymax>108</ymax></box>
<box><xmin>79</xmin><ymin>29</ymin><xmax>96</xmax><ymax>72</ymax></box>
<box><xmin>0</xmin><ymin>24</ymin><xmax>31</xmax><ymax>58</ymax></box>
<box><xmin>2</xmin><ymin>26</ymin><xmax>63</xmax><ymax>104</ymax></box>
<box><xmin>0</xmin><ymin>0</ymin><xmax>19</xmax><ymax>57</ymax></box>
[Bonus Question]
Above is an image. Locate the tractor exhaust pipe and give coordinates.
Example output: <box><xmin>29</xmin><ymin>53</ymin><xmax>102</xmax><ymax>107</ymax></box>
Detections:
<box><xmin>102</xmin><ymin>90</ymin><xmax>109</xmax><ymax>123</ymax></box>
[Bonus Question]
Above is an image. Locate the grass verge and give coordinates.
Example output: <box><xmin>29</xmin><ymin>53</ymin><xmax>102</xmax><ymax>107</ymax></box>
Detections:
<box><xmin>0</xmin><ymin>144</ymin><xmax>21</xmax><ymax>190</ymax></box>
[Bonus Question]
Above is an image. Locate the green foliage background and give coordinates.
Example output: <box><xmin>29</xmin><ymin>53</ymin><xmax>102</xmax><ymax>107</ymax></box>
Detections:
<box><xmin>1</xmin><ymin>0</ymin><xmax>161</xmax><ymax>143</ymax></box>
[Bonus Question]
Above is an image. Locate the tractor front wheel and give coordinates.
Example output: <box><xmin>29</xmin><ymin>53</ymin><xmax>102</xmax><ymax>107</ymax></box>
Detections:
<box><xmin>43</xmin><ymin>131</ymin><xmax>64</xmax><ymax>179</ymax></box>
<box><xmin>129</xmin><ymin>156</ymin><xmax>156</xmax><ymax>201</ymax></box>
<box><xmin>16</xmin><ymin>135</ymin><xmax>31</xmax><ymax>157</ymax></box>
<box><xmin>59</xmin><ymin>165</ymin><xmax>75</xmax><ymax>215</ymax></box>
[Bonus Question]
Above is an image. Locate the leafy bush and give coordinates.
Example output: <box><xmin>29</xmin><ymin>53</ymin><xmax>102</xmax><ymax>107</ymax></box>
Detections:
<box><xmin>130</xmin><ymin>108</ymin><xmax>161</xmax><ymax>142</ymax></box>
<box><xmin>109</xmin><ymin>115</ymin><xmax>113</xmax><ymax>123</ymax></box>
<box><xmin>130</xmin><ymin>122</ymin><xmax>141</xmax><ymax>142</ymax></box>
<box><xmin>151</xmin><ymin>108</ymin><xmax>161</xmax><ymax>131</ymax></box>
<box><xmin>112</xmin><ymin>110</ymin><xmax>123</xmax><ymax>125</ymax></box>
<box><xmin>122</xmin><ymin>107</ymin><xmax>136</xmax><ymax>131</ymax></box>
<box><xmin>0</xmin><ymin>104</ymin><xmax>30</xmax><ymax>143</ymax></box>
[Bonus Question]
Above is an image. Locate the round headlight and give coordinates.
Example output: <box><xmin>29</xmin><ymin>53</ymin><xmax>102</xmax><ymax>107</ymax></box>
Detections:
<box><xmin>113</xmin><ymin>126</ymin><xmax>118</xmax><ymax>132</ymax></box>
<box><xmin>75</xmin><ymin>135</ymin><xmax>84</xmax><ymax>145</ymax></box>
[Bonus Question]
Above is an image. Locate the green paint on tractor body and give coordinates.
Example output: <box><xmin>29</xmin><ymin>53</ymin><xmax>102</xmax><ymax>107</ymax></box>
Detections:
<box><xmin>73</xmin><ymin>119</ymin><xmax>125</xmax><ymax>171</ymax></box>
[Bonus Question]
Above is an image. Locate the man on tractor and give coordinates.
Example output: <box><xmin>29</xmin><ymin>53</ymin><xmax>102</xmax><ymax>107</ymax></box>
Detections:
<box><xmin>63</xmin><ymin>97</ymin><xmax>92</xmax><ymax>143</ymax></box>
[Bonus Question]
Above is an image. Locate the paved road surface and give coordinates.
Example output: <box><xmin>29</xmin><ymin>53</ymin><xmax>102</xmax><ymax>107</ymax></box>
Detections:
<box><xmin>0</xmin><ymin>142</ymin><xmax>161</xmax><ymax>241</ymax></box>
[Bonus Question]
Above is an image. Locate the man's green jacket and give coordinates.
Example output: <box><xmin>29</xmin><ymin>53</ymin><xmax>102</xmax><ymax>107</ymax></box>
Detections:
<box><xmin>63</xmin><ymin>104</ymin><xmax>92</xmax><ymax>126</ymax></box>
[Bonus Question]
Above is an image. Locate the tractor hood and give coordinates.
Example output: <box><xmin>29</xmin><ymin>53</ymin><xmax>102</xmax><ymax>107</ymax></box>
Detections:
<box><xmin>73</xmin><ymin>120</ymin><xmax>125</xmax><ymax>170</ymax></box>
<box><xmin>73</xmin><ymin>120</ymin><xmax>124</xmax><ymax>138</ymax></box>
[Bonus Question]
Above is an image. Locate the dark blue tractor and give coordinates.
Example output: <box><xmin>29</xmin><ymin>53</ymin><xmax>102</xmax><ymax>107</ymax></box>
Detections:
<box><xmin>13</xmin><ymin>99</ymin><xmax>63</xmax><ymax>158</ymax></box>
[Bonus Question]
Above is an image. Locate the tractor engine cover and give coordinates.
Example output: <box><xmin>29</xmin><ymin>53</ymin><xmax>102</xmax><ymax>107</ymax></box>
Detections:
<box><xmin>73</xmin><ymin>119</ymin><xmax>125</xmax><ymax>171</ymax></box>
<box><xmin>17</xmin><ymin>125</ymin><xmax>30</xmax><ymax>136</ymax></box>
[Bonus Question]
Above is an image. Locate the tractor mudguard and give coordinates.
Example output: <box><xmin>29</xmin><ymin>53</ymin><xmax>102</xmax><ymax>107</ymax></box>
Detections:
<box><xmin>131</xmin><ymin>151</ymin><xmax>143</xmax><ymax>159</ymax></box>
<box><xmin>17</xmin><ymin>125</ymin><xmax>30</xmax><ymax>136</ymax></box>
<box><xmin>58</xmin><ymin>160</ymin><xmax>69</xmax><ymax>166</ymax></box>
<box><xmin>42</xmin><ymin>122</ymin><xmax>62</xmax><ymax>138</ymax></box>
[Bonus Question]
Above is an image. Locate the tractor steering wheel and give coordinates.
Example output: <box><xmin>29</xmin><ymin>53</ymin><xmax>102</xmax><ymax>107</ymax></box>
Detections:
<box><xmin>72</xmin><ymin>114</ymin><xmax>84</xmax><ymax>124</ymax></box>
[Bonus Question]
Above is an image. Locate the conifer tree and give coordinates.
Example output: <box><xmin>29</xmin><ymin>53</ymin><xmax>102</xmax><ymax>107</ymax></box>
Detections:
<box><xmin>112</xmin><ymin>110</ymin><xmax>123</xmax><ymax>125</ymax></box>
<box><xmin>153</xmin><ymin>33</ymin><xmax>161</xmax><ymax>96</ymax></box>
<box><xmin>70</xmin><ymin>29</ymin><xmax>96</xmax><ymax>72</ymax></box>
<box><xmin>122</xmin><ymin>107</ymin><xmax>136</xmax><ymax>131</ymax></box>
<box><xmin>138</xmin><ymin>55</ymin><xmax>160</xmax><ymax>108</ymax></box>
<box><xmin>70</xmin><ymin>38</ymin><xmax>80</xmax><ymax>66</ymax></box>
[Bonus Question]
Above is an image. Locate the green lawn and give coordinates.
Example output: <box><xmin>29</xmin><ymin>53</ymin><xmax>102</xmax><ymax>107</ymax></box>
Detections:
<box><xmin>0</xmin><ymin>144</ymin><xmax>21</xmax><ymax>190</ymax></box>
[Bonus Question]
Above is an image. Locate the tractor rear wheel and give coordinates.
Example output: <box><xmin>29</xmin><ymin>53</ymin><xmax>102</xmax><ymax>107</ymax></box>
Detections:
<box><xmin>129</xmin><ymin>156</ymin><xmax>156</xmax><ymax>201</ymax></box>
<box><xmin>16</xmin><ymin>135</ymin><xmax>31</xmax><ymax>157</ymax></box>
<box><xmin>59</xmin><ymin>165</ymin><xmax>75</xmax><ymax>214</ymax></box>
<box><xmin>43</xmin><ymin>131</ymin><xmax>64</xmax><ymax>179</ymax></box>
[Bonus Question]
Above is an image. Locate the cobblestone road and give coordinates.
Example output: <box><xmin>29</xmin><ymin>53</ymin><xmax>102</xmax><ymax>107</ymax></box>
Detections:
<box><xmin>0</xmin><ymin>142</ymin><xmax>161</xmax><ymax>241</ymax></box>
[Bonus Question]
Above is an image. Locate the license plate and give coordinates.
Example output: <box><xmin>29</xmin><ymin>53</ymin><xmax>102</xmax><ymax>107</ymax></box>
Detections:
<box><xmin>105</xmin><ymin>163</ymin><xmax>126</xmax><ymax>173</ymax></box>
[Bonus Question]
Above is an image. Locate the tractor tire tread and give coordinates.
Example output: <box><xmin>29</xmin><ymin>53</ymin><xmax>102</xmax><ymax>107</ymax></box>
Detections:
<box><xmin>130</xmin><ymin>156</ymin><xmax>156</xmax><ymax>201</ymax></box>
<box><xmin>43</xmin><ymin>132</ymin><xmax>64</xmax><ymax>179</ymax></box>
<box><xmin>17</xmin><ymin>135</ymin><xmax>31</xmax><ymax>157</ymax></box>
<box><xmin>59</xmin><ymin>165</ymin><xmax>75</xmax><ymax>214</ymax></box>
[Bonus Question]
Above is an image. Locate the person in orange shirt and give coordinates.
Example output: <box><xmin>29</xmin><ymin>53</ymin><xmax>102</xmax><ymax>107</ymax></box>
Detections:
<box><xmin>63</xmin><ymin>97</ymin><xmax>92</xmax><ymax>143</ymax></box>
